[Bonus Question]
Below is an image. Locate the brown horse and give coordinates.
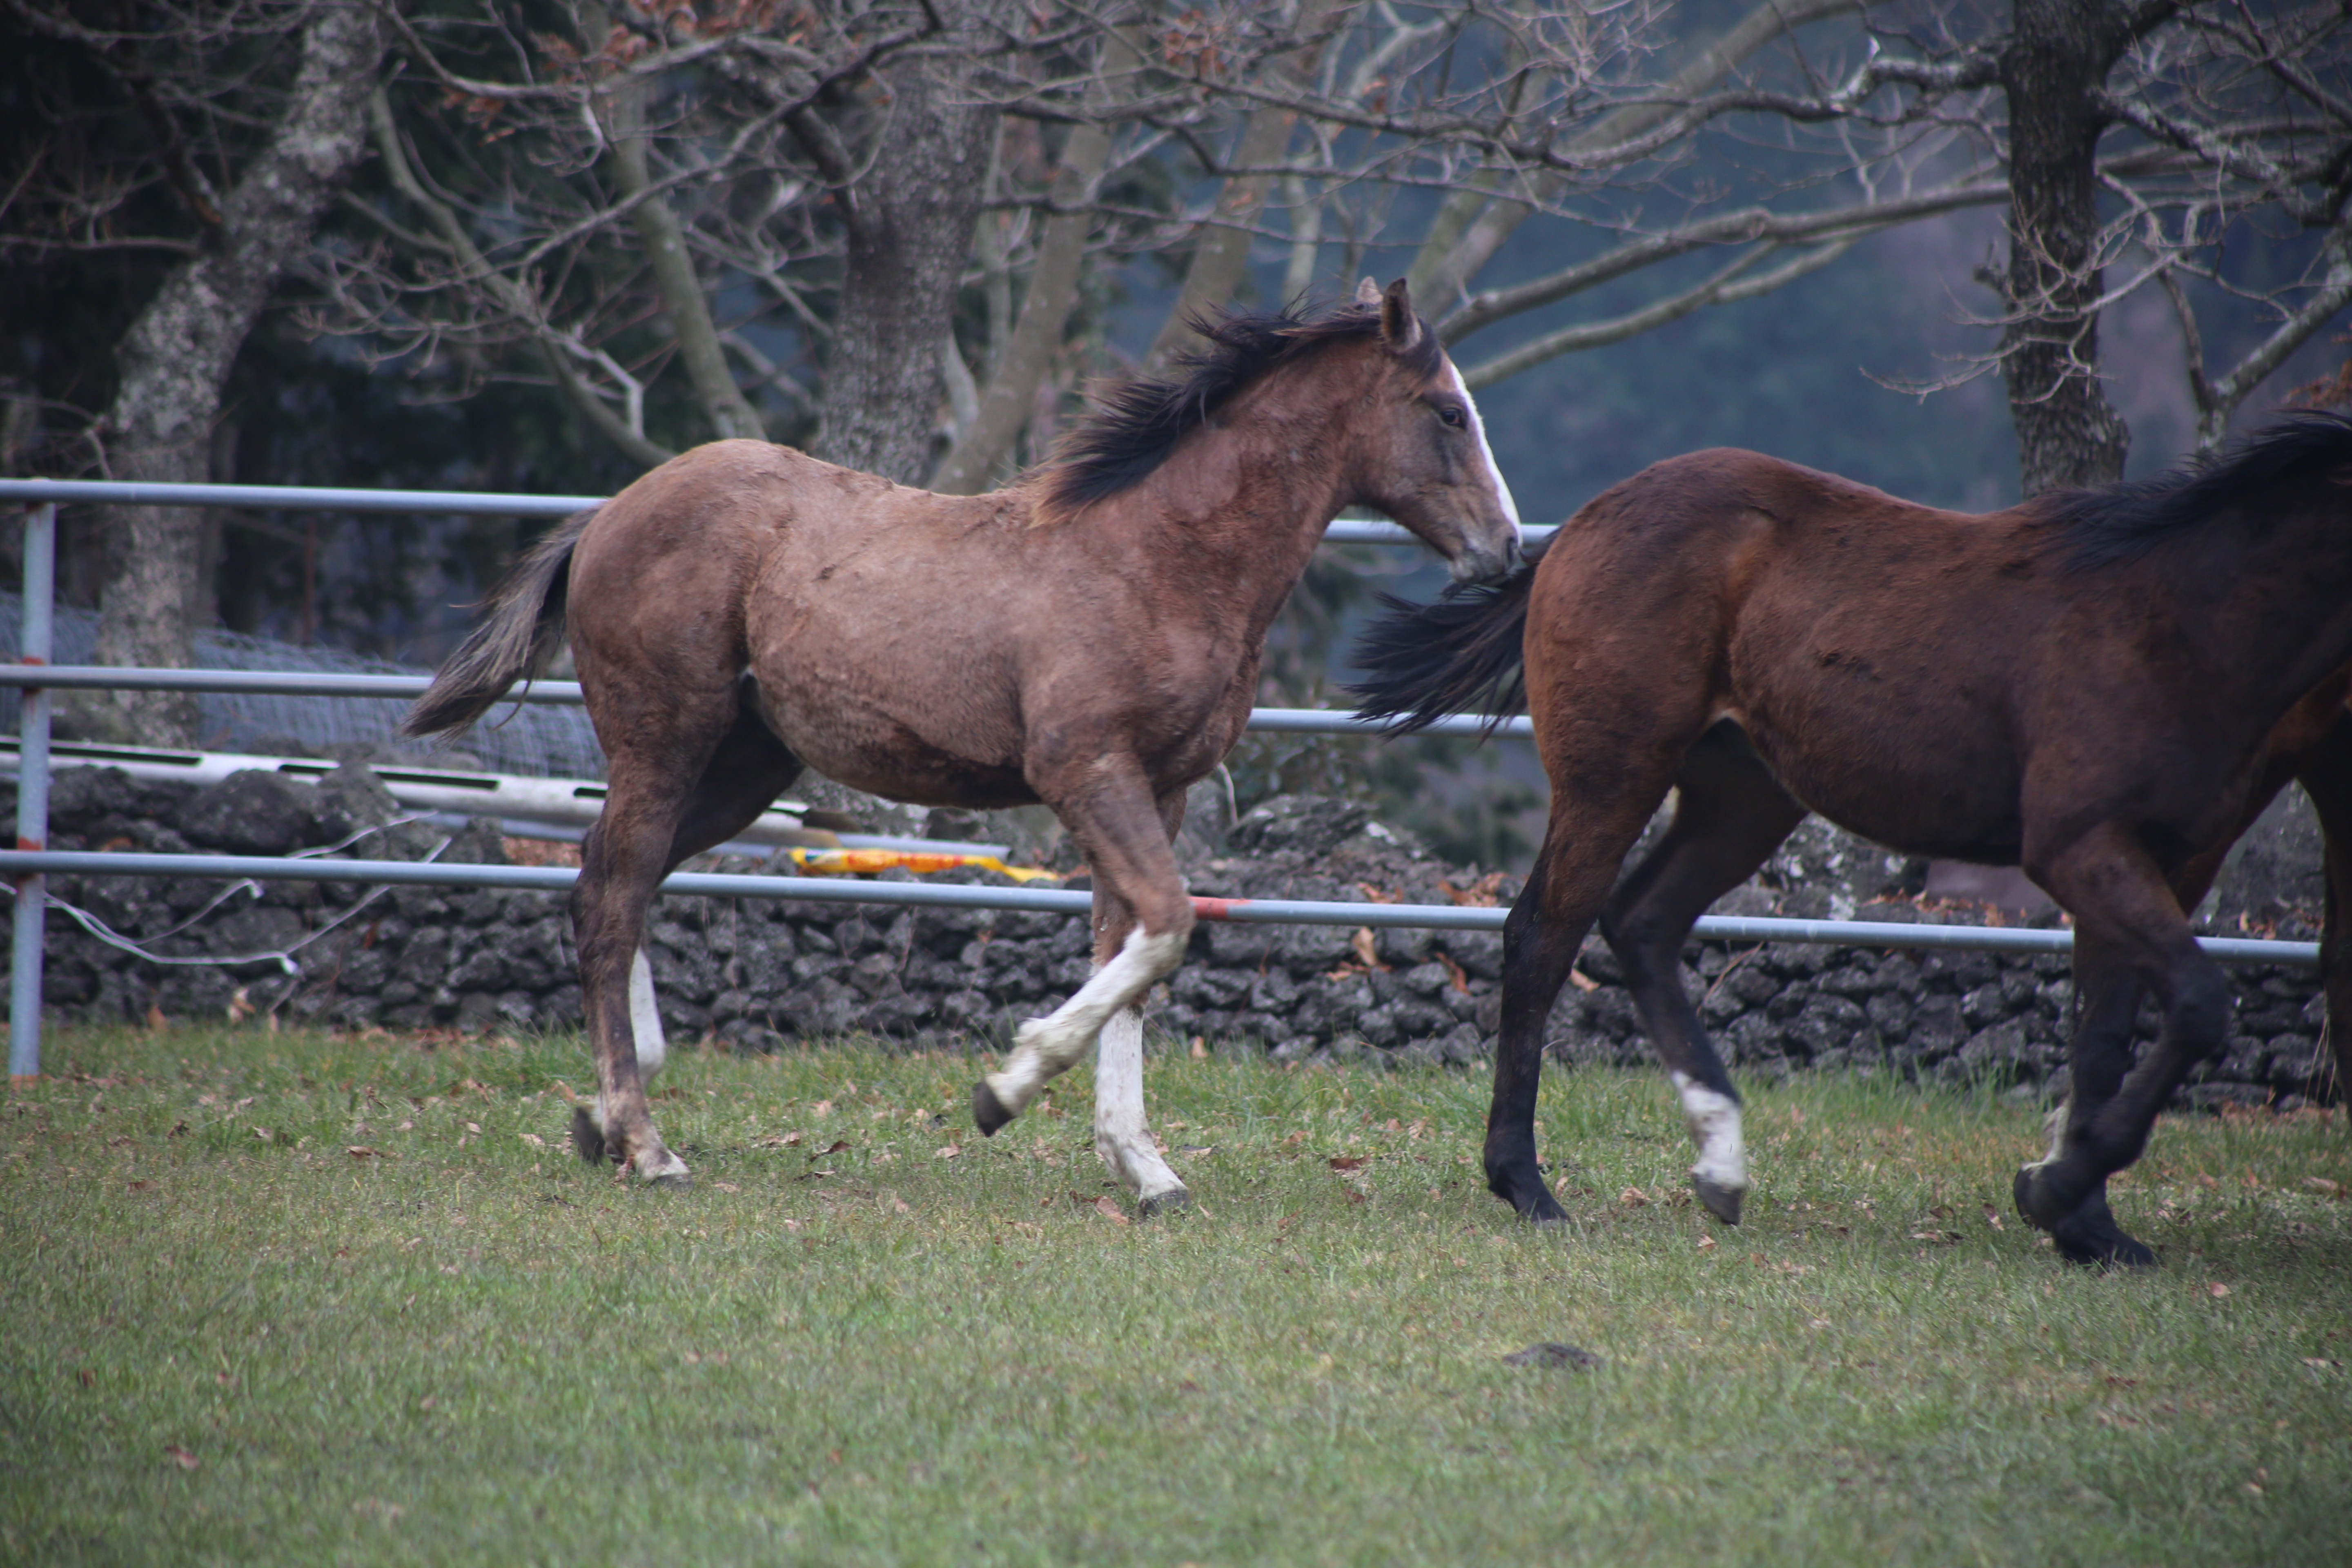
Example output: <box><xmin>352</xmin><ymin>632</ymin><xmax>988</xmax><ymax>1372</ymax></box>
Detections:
<box><xmin>1352</xmin><ymin>416</ymin><xmax>2352</xmax><ymax>1266</ymax></box>
<box><xmin>403</xmin><ymin>279</ymin><xmax>1521</xmax><ymax>1204</ymax></box>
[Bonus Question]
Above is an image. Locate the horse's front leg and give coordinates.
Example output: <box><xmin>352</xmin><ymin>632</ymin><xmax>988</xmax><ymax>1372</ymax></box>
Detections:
<box><xmin>2020</xmin><ymin>824</ymin><xmax>2232</xmax><ymax>1266</ymax></box>
<box><xmin>1086</xmin><ymin>792</ymin><xmax>1194</xmax><ymax>1214</ymax></box>
<box><xmin>972</xmin><ymin>761</ymin><xmax>1194</xmax><ymax>1197</ymax></box>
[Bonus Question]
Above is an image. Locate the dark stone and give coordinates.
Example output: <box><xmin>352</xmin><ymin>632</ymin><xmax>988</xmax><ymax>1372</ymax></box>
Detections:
<box><xmin>174</xmin><ymin>770</ymin><xmax>323</xmax><ymax>856</ymax></box>
<box><xmin>1356</xmin><ymin>1003</ymin><xmax>1401</xmax><ymax>1048</ymax></box>
<box><xmin>1227</xmin><ymin>795</ymin><xmax>1372</xmax><ymax>858</ymax></box>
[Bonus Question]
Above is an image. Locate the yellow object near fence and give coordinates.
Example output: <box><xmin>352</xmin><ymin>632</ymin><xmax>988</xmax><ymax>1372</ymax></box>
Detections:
<box><xmin>785</xmin><ymin>847</ymin><xmax>1061</xmax><ymax>884</ymax></box>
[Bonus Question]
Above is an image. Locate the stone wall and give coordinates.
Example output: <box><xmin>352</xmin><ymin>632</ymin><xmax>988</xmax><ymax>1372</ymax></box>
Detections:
<box><xmin>0</xmin><ymin>765</ymin><xmax>2334</xmax><ymax>1109</ymax></box>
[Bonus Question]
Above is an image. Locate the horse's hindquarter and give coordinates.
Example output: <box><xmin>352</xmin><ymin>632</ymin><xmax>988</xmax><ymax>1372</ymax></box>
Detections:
<box><xmin>566</xmin><ymin>443</ymin><xmax>780</xmax><ymax>737</ymax></box>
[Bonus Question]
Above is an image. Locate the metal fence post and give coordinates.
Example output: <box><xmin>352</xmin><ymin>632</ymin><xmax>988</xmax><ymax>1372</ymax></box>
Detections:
<box><xmin>11</xmin><ymin>502</ymin><xmax>54</xmax><ymax>1084</ymax></box>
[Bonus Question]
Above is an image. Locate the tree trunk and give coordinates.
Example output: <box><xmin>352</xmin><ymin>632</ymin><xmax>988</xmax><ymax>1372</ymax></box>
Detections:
<box><xmin>1997</xmin><ymin>0</ymin><xmax>2138</xmax><ymax>497</ymax></box>
<box><xmin>1143</xmin><ymin>0</ymin><xmax>1347</xmax><ymax>373</ymax></box>
<box><xmin>814</xmin><ymin>12</ymin><xmax>1000</xmax><ymax>484</ymax></box>
<box><xmin>607</xmin><ymin>74</ymin><xmax>765</xmax><ymax>443</ymax></box>
<box><xmin>77</xmin><ymin>3</ymin><xmax>385</xmax><ymax>745</ymax></box>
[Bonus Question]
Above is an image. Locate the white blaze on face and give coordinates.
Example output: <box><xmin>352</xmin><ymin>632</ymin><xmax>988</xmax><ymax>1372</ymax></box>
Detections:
<box><xmin>1438</xmin><ymin>357</ymin><xmax>1523</xmax><ymax>539</ymax></box>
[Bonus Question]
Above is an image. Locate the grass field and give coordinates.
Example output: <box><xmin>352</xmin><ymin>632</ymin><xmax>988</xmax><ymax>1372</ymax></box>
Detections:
<box><xmin>2</xmin><ymin>1025</ymin><xmax>2347</xmax><ymax>1566</ymax></box>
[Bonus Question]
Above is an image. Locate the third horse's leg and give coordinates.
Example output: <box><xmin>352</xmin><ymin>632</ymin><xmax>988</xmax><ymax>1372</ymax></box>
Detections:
<box><xmin>1599</xmin><ymin>724</ymin><xmax>1806</xmax><ymax>1224</ymax></box>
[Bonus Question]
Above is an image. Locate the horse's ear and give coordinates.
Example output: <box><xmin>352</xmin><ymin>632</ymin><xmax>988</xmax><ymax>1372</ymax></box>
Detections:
<box><xmin>1354</xmin><ymin>276</ymin><xmax>1382</xmax><ymax>308</ymax></box>
<box><xmin>1379</xmin><ymin>278</ymin><xmax>1422</xmax><ymax>354</ymax></box>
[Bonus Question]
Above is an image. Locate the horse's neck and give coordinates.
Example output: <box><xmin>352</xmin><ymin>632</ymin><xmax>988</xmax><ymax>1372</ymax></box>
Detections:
<box><xmin>1143</xmin><ymin>376</ymin><xmax>1361</xmax><ymax>627</ymax></box>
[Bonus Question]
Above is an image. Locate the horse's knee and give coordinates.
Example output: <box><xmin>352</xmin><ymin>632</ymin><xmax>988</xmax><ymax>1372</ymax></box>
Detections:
<box><xmin>2163</xmin><ymin>963</ymin><xmax>2232</xmax><ymax>1059</ymax></box>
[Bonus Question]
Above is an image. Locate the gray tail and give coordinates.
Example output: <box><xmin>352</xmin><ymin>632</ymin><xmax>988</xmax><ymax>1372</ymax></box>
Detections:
<box><xmin>401</xmin><ymin>509</ymin><xmax>594</xmax><ymax>739</ymax></box>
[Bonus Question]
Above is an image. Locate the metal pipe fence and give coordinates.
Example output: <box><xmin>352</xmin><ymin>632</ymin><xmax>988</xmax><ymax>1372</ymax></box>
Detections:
<box><xmin>2</xmin><ymin>480</ymin><xmax>2321</xmax><ymax>1082</ymax></box>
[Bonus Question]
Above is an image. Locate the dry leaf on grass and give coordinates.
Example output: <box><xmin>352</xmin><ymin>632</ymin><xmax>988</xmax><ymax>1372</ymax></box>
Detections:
<box><xmin>1619</xmin><ymin>1187</ymin><xmax>1648</xmax><ymax>1207</ymax></box>
<box><xmin>1327</xmin><ymin>1156</ymin><xmax>1366</xmax><ymax>1172</ymax></box>
<box><xmin>934</xmin><ymin>1145</ymin><xmax>961</xmax><ymax>1160</ymax></box>
<box><xmin>2208</xmin><ymin>1282</ymin><xmax>2234</xmax><ymax>1298</ymax></box>
<box><xmin>2303</xmin><ymin>1176</ymin><xmax>2342</xmax><ymax>1197</ymax></box>
<box><xmin>163</xmin><ymin>1445</ymin><xmax>198</xmax><ymax>1470</ymax></box>
<box><xmin>1071</xmin><ymin>1194</ymin><xmax>1129</xmax><ymax>1225</ymax></box>
<box><xmin>1696</xmin><ymin>1234</ymin><xmax>1717</xmax><ymax>1251</ymax></box>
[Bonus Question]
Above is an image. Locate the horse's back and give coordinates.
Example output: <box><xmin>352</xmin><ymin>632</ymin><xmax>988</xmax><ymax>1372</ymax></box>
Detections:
<box><xmin>1527</xmin><ymin>446</ymin><xmax>2058</xmax><ymax>856</ymax></box>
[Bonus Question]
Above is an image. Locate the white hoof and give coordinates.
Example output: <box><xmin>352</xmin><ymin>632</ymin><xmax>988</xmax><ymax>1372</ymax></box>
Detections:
<box><xmin>635</xmin><ymin>1147</ymin><xmax>691</xmax><ymax>1187</ymax></box>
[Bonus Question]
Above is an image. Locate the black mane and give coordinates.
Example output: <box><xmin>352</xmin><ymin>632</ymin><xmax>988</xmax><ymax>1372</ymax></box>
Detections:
<box><xmin>1038</xmin><ymin>300</ymin><xmax>1441</xmax><ymax>519</ymax></box>
<box><xmin>2049</xmin><ymin>411</ymin><xmax>2352</xmax><ymax>570</ymax></box>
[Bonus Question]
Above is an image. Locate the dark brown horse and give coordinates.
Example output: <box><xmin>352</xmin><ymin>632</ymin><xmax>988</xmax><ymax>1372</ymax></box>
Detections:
<box><xmin>1353</xmin><ymin>416</ymin><xmax>2352</xmax><ymax>1266</ymax></box>
<box><xmin>404</xmin><ymin>280</ymin><xmax>1521</xmax><ymax>1204</ymax></box>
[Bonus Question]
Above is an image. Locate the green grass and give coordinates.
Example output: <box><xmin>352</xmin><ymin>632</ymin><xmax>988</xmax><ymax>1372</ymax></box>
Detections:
<box><xmin>2</xmin><ymin>1026</ymin><xmax>2348</xmax><ymax>1567</ymax></box>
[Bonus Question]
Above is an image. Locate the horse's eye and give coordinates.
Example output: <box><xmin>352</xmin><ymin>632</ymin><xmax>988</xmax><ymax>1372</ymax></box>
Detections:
<box><xmin>1439</xmin><ymin>405</ymin><xmax>1466</xmax><ymax>429</ymax></box>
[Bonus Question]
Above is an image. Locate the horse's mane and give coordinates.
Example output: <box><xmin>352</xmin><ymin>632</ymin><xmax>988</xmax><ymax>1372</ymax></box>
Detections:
<box><xmin>2047</xmin><ymin>411</ymin><xmax>2352</xmax><ymax>570</ymax></box>
<box><xmin>1034</xmin><ymin>300</ymin><xmax>1441</xmax><ymax>524</ymax></box>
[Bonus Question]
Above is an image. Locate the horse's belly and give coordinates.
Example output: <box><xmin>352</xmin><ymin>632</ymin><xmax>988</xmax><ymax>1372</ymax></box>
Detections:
<box><xmin>1744</xmin><ymin>716</ymin><xmax>2027</xmax><ymax>866</ymax></box>
<box><xmin>746</xmin><ymin>669</ymin><xmax>1037</xmax><ymax>811</ymax></box>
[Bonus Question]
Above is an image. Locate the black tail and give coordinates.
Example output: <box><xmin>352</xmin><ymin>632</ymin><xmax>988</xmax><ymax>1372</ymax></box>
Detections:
<box><xmin>401</xmin><ymin>509</ymin><xmax>595</xmax><ymax>739</ymax></box>
<box><xmin>1347</xmin><ymin>564</ymin><xmax>1537</xmax><ymax>737</ymax></box>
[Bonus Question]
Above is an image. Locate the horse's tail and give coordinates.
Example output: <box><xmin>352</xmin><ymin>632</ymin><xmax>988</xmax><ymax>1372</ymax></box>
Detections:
<box><xmin>1347</xmin><ymin>557</ymin><xmax>1539</xmax><ymax>737</ymax></box>
<box><xmin>401</xmin><ymin>508</ymin><xmax>595</xmax><ymax>739</ymax></box>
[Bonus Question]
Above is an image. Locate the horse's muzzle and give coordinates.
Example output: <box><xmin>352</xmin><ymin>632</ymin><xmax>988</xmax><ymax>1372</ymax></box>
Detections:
<box><xmin>1448</xmin><ymin>533</ymin><xmax>1522</xmax><ymax>585</ymax></box>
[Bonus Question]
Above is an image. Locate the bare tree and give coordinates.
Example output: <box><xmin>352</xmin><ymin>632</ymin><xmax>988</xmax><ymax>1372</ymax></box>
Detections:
<box><xmin>4</xmin><ymin>0</ymin><xmax>388</xmax><ymax>743</ymax></box>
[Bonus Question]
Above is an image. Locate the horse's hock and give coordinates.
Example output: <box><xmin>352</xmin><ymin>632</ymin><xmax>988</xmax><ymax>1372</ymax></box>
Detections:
<box><xmin>2</xmin><ymin>764</ymin><xmax>2333</xmax><ymax>1111</ymax></box>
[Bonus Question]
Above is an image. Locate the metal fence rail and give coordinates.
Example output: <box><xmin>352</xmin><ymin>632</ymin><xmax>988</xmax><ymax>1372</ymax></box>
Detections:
<box><xmin>0</xmin><ymin>667</ymin><xmax>1533</xmax><ymax>739</ymax></box>
<box><xmin>0</xmin><ymin>477</ymin><xmax>1561</xmax><ymax>549</ymax></box>
<box><xmin>3</xmin><ymin>479</ymin><xmax>2318</xmax><ymax>1085</ymax></box>
<box><xmin>0</xmin><ymin>850</ymin><xmax>2319</xmax><ymax>967</ymax></box>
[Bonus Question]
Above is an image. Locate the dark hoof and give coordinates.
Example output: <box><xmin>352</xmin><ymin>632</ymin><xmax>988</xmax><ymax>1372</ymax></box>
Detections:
<box><xmin>1488</xmin><ymin>1165</ymin><xmax>1568</xmax><ymax>1225</ymax></box>
<box><xmin>2051</xmin><ymin>1195</ymin><xmax>2156</xmax><ymax>1270</ymax></box>
<box><xmin>569</xmin><ymin>1107</ymin><xmax>607</xmax><ymax>1165</ymax></box>
<box><xmin>1691</xmin><ymin>1175</ymin><xmax>1744</xmax><ymax>1226</ymax></box>
<box><xmin>1138</xmin><ymin>1186</ymin><xmax>1192</xmax><ymax>1220</ymax></box>
<box><xmin>971</xmin><ymin>1080</ymin><xmax>1013</xmax><ymax>1138</ymax></box>
<box><xmin>2016</xmin><ymin>1169</ymin><xmax>2155</xmax><ymax>1267</ymax></box>
<box><xmin>2013</xmin><ymin>1163</ymin><xmax>2080</xmax><ymax>1234</ymax></box>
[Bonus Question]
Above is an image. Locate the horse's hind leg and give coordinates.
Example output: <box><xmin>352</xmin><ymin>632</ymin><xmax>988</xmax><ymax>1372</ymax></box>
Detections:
<box><xmin>1599</xmin><ymin>723</ymin><xmax>1807</xmax><ymax>1223</ymax></box>
<box><xmin>1487</xmin><ymin>784</ymin><xmax>1681</xmax><ymax>1223</ymax></box>
<box><xmin>573</xmin><ymin>695</ymin><xmax>802</xmax><ymax>1183</ymax></box>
